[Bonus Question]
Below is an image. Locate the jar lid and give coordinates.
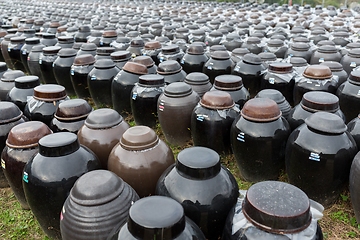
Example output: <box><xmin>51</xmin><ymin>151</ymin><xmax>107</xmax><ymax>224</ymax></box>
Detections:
<box><xmin>42</xmin><ymin>33</ymin><xmax>56</xmax><ymax>39</ymax></box>
<box><xmin>85</xmin><ymin>108</ymin><xmax>124</xmax><ymax>129</ymax></box>
<box><xmin>346</xmin><ymin>42</ymin><xmax>360</xmax><ymax>49</ymax></box>
<box><xmin>242</xmin><ymin>53</ymin><xmax>262</xmax><ymax>65</ymax></box>
<box><xmin>255</xmin><ymin>89</ymin><xmax>290</xmax><ymax>111</ymax></box>
<box><xmin>303</xmin><ymin>65</ymin><xmax>332</xmax><ymax>79</ymax></box>
<box><xmin>162</xmin><ymin>44</ymin><xmax>180</xmax><ymax>54</ymax></box>
<box><xmin>79</xmin><ymin>25</ymin><xmax>91</xmax><ymax>32</ymax></box>
<box><xmin>10</xmin><ymin>36</ymin><xmax>26</xmax><ymax>43</ymax></box>
<box><xmin>103</xmin><ymin>30</ymin><xmax>117</xmax><ymax>38</ymax></box>
<box><xmin>241</xmin><ymin>98</ymin><xmax>282</xmax><ymax>122</ymax></box>
<box><xmin>267</xmin><ymin>39</ymin><xmax>284</xmax><ymax>47</ymax></box>
<box><xmin>192</xmin><ymin>29</ymin><xmax>205</xmax><ymax>36</ymax></box>
<box><xmin>4</xmin><ymin>34</ymin><xmax>16</xmax><ymax>41</ymax></box>
<box><xmin>120</xmin><ymin>126</ymin><xmax>159</xmax><ymax>151</ymax></box>
<box><xmin>128</xmin><ymin>196</ymin><xmax>185</xmax><ymax>239</ymax></box>
<box><xmin>130</xmin><ymin>38</ymin><xmax>144</xmax><ymax>47</ymax></box>
<box><xmin>58</xmin><ymin>36</ymin><xmax>74</xmax><ymax>43</ymax></box>
<box><xmin>317</xmin><ymin>40</ymin><xmax>335</xmax><ymax>47</ymax></box>
<box><xmin>348</xmin><ymin>49</ymin><xmax>360</xmax><ymax>58</ymax></box>
<box><xmin>25</xmin><ymin>37</ymin><xmax>40</xmax><ymax>44</ymax></box>
<box><xmin>6</xmin><ymin>121</ymin><xmax>52</xmax><ymax>149</ymax></box>
<box><xmin>243</xmin><ymin>181</ymin><xmax>311</xmax><ymax>234</ymax></box>
<box><xmin>80</xmin><ymin>43</ymin><xmax>97</xmax><ymax>51</ymax></box>
<box><xmin>58</xmin><ymin>48</ymin><xmax>77</xmax><ymax>57</ymax></box>
<box><xmin>232</xmin><ymin>48</ymin><xmax>250</xmax><ymax>56</ymax></box>
<box><xmin>70</xmin><ymin>170</ymin><xmax>126</xmax><ymax>206</ymax></box>
<box><xmin>214</xmin><ymin>75</ymin><xmax>243</xmax><ymax>90</ymax></box>
<box><xmin>49</xmin><ymin>22</ymin><xmax>60</xmax><ymax>28</ymax></box>
<box><xmin>73</xmin><ymin>54</ymin><xmax>96</xmax><ymax>66</ymax></box>
<box><xmin>38</xmin><ymin>132</ymin><xmax>80</xmax><ymax>157</ymax></box>
<box><xmin>164</xmin><ymin>82</ymin><xmax>192</xmax><ymax>98</ymax></box>
<box><xmin>1</xmin><ymin>70</ymin><xmax>26</xmax><ymax>82</ymax></box>
<box><xmin>157</xmin><ymin>60</ymin><xmax>182</xmax><ymax>74</ymax></box>
<box><xmin>43</xmin><ymin>46</ymin><xmax>61</xmax><ymax>54</ymax></box>
<box><xmin>33</xmin><ymin>84</ymin><xmax>67</xmax><ymax>101</ymax></box>
<box><xmin>268</xmin><ymin>62</ymin><xmax>293</xmax><ymax>73</ymax></box>
<box><xmin>14</xmin><ymin>75</ymin><xmax>40</xmax><ymax>89</ymax></box>
<box><xmin>210</xmin><ymin>45</ymin><xmax>227</xmax><ymax>52</ymax></box>
<box><xmin>320</xmin><ymin>61</ymin><xmax>343</xmax><ymax>72</ymax></box>
<box><xmin>259</xmin><ymin>52</ymin><xmax>277</xmax><ymax>62</ymax></box>
<box><xmin>300</xmin><ymin>91</ymin><xmax>339</xmax><ymax>113</ymax></box>
<box><xmin>317</xmin><ymin>45</ymin><xmax>338</xmax><ymax>54</ymax></box>
<box><xmin>139</xmin><ymin>74</ymin><xmax>164</xmax><ymax>86</ymax></box>
<box><xmin>176</xmin><ymin>146</ymin><xmax>220</xmax><ymax>179</ymax></box>
<box><xmin>144</xmin><ymin>41</ymin><xmax>161</xmax><ymax>50</ymax></box>
<box><xmin>133</xmin><ymin>56</ymin><xmax>154</xmax><ymax>67</ymax></box>
<box><xmin>305</xmin><ymin>111</ymin><xmax>347</xmax><ymax>134</ymax></box>
<box><xmin>184</xmin><ymin>72</ymin><xmax>209</xmax><ymax>85</ymax></box>
<box><xmin>349</xmin><ymin>70</ymin><xmax>360</xmax><ymax>85</ymax></box>
<box><xmin>187</xmin><ymin>44</ymin><xmax>205</xmax><ymax>55</ymax></box>
<box><xmin>200</xmin><ymin>90</ymin><xmax>235</xmax><ymax>110</ymax></box>
<box><xmin>94</xmin><ymin>59</ymin><xmax>116</xmax><ymax>69</ymax></box>
<box><xmin>123</xmin><ymin>62</ymin><xmax>148</xmax><ymax>75</ymax></box>
<box><xmin>96</xmin><ymin>47</ymin><xmax>115</xmax><ymax>55</ymax></box>
<box><xmin>209</xmin><ymin>30</ymin><xmax>222</xmax><ymax>37</ymax></box>
<box><xmin>291</xmin><ymin>42</ymin><xmax>310</xmax><ymax>51</ymax></box>
<box><xmin>211</xmin><ymin>50</ymin><xmax>230</xmax><ymax>60</ymax></box>
<box><xmin>290</xmin><ymin>57</ymin><xmax>307</xmax><ymax>67</ymax></box>
<box><xmin>111</xmin><ymin>51</ymin><xmax>131</xmax><ymax>61</ymax></box>
<box><xmin>246</xmin><ymin>37</ymin><xmax>261</xmax><ymax>45</ymax></box>
<box><xmin>54</xmin><ymin>99</ymin><xmax>92</xmax><ymax>121</ymax></box>
<box><xmin>0</xmin><ymin>102</ymin><xmax>22</xmax><ymax>124</ymax></box>
<box><xmin>57</xmin><ymin>26</ymin><xmax>68</xmax><ymax>33</ymax></box>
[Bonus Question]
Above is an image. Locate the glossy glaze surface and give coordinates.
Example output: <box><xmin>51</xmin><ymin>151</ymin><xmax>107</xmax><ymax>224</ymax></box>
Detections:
<box><xmin>53</xmin><ymin>50</ymin><xmax>76</xmax><ymax>96</ymax></box>
<box><xmin>181</xmin><ymin>52</ymin><xmax>209</xmax><ymax>74</ymax></box>
<box><xmin>337</xmin><ymin>79</ymin><xmax>360</xmax><ymax>124</ymax></box>
<box><xmin>6</xmin><ymin>76</ymin><xmax>40</xmax><ymax>111</ymax></box>
<box><xmin>70</xmin><ymin>55</ymin><xmax>95</xmax><ymax>99</ymax></box>
<box><xmin>8</xmin><ymin>37</ymin><xmax>26</xmax><ymax>72</ymax></box>
<box><xmin>203</xmin><ymin>55</ymin><xmax>234</xmax><ymax>84</ymax></box>
<box><xmin>350</xmin><ymin>152</ymin><xmax>360</xmax><ymax>226</ymax></box>
<box><xmin>39</xmin><ymin>47</ymin><xmax>61</xmax><ymax>84</ymax></box>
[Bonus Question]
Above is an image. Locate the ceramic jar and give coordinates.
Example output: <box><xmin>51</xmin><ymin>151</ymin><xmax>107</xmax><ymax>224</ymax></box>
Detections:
<box><xmin>99</xmin><ymin>30</ymin><xmax>117</xmax><ymax>47</ymax></box>
<box><xmin>88</xmin><ymin>59</ymin><xmax>120</xmax><ymax>109</ymax></box>
<box><xmin>6</xmin><ymin>75</ymin><xmax>40</xmax><ymax>111</ymax></box>
<box><xmin>76</xmin><ymin>43</ymin><xmax>97</xmax><ymax>57</ymax></box>
<box><xmin>285</xmin><ymin>42</ymin><xmax>312</xmax><ymax>63</ymax></box>
<box><xmin>133</xmin><ymin>56</ymin><xmax>157</xmax><ymax>74</ymax></box>
<box><xmin>261</xmin><ymin>62</ymin><xmax>297</xmax><ymax>106</ymax></box>
<box><xmin>1</xmin><ymin>121</ymin><xmax>51</xmax><ymax>209</ymax></box>
<box><xmin>20</xmin><ymin>38</ymin><xmax>41</xmax><ymax>74</ymax></box>
<box><xmin>191</xmin><ymin>91</ymin><xmax>240</xmax><ymax>154</ymax></box>
<box><xmin>24</xmin><ymin>84</ymin><xmax>69</xmax><ymax>126</ymax></box>
<box><xmin>0</xmin><ymin>70</ymin><xmax>26</xmax><ymax>100</ymax></box>
<box><xmin>286</xmin><ymin>112</ymin><xmax>358</xmax><ymax>207</ymax></box>
<box><xmin>158</xmin><ymin>82</ymin><xmax>200</xmax><ymax>146</ymax></box>
<box><xmin>0</xmin><ymin>62</ymin><xmax>10</xmax><ymax>79</ymax></box>
<box><xmin>294</xmin><ymin>65</ymin><xmax>338</xmax><ymax>105</ymax></box>
<box><xmin>112</xmin><ymin>62</ymin><xmax>148</xmax><ymax>117</ymax></box>
<box><xmin>131</xmin><ymin>74</ymin><xmax>165</xmax><ymax>128</ymax></box>
<box><xmin>74</xmin><ymin>26</ymin><xmax>91</xmax><ymax>43</ymax></box>
<box><xmin>180</xmin><ymin>44</ymin><xmax>208</xmax><ymax>74</ymax></box>
<box><xmin>141</xmin><ymin>41</ymin><xmax>162</xmax><ymax>65</ymax></box>
<box><xmin>223</xmin><ymin>181</ymin><xmax>324</xmax><ymax>240</ymax></box>
<box><xmin>115</xmin><ymin>196</ymin><xmax>206</xmax><ymax>240</ymax></box>
<box><xmin>290</xmin><ymin>56</ymin><xmax>308</xmax><ymax>76</ymax></box>
<box><xmin>108</xmin><ymin>126</ymin><xmax>175</xmax><ymax>197</ymax></box>
<box><xmin>351</xmin><ymin>151</ymin><xmax>360</xmax><ymax>226</ymax></box>
<box><xmin>40</xmin><ymin>33</ymin><xmax>58</xmax><ymax>46</ymax></box>
<box><xmin>50</xmin><ymin>99</ymin><xmax>92</xmax><ymax>134</ymax></box>
<box><xmin>263</xmin><ymin>39</ymin><xmax>288</xmax><ymax>59</ymax></box>
<box><xmin>0</xmin><ymin>31</ymin><xmax>7</xmax><ymax>62</ymax></box>
<box><xmin>203</xmin><ymin>51</ymin><xmax>234</xmax><ymax>84</ymax></box>
<box><xmin>241</xmin><ymin>37</ymin><xmax>262</xmax><ymax>54</ymax></box>
<box><xmin>340</xmin><ymin>49</ymin><xmax>360</xmax><ymax>75</ymax></box>
<box><xmin>156</xmin><ymin>146</ymin><xmax>239</xmax><ymax>240</ymax></box>
<box><xmin>255</xmin><ymin>89</ymin><xmax>292</xmax><ymax>120</ymax></box>
<box><xmin>27</xmin><ymin>45</ymin><xmax>45</xmax><ymax>83</ymax></box>
<box><xmin>39</xmin><ymin>46</ymin><xmax>61</xmax><ymax>84</ymax></box>
<box><xmin>8</xmin><ymin>36</ymin><xmax>26</xmax><ymax>72</ymax></box>
<box><xmin>77</xmin><ymin>108</ymin><xmax>130</xmax><ymax>169</ymax></box>
<box><xmin>310</xmin><ymin>45</ymin><xmax>342</xmax><ymax>65</ymax></box>
<box><xmin>53</xmin><ymin>48</ymin><xmax>77</xmax><ymax>96</ymax></box>
<box><xmin>184</xmin><ymin>72</ymin><xmax>212</xmax><ymax>98</ymax></box>
<box><xmin>95</xmin><ymin>47</ymin><xmax>115</xmax><ymax>60</ymax></box>
<box><xmin>156</xmin><ymin>60</ymin><xmax>187</xmax><ymax>85</ymax></box>
<box><xmin>1</xmin><ymin>34</ymin><xmax>17</xmax><ymax>69</ymax></box>
<box><xmin>60</xmin><ymin>170</ymin><xmax>139</xmax><ymax>240</ymax></box>
<box><xmin>127</xmin><ymin>38</ymin><xmax>144</xmax><ymax>58</ymax></box>
<box><xmin>288</xmin><ymin>91</ymin><xmax>345</xmax><ymax>131</ymax></box>
<box><xmin>23</xmin><ymin>132</ymin><xmax>101</xmax><ymax>240</ymax></box>
<box><xmin>222</xmin><ymin>33</ymin><xmax>243</xmax><ymax>52</ymax></box>
<box><xmin>337</xmin><ymin>70</ymin><xmax>360</xmax><ymax>123</ymax></box>
<box><xmin>231</xmin><ymin>48</ymin><xmax>250</xmax><ymax>64</ymax></box>
<box><xmin>55</xmin><ymin>36</ymin><xmax>75</xmax><ymax>49</ymax></box>
<box><xmin>320</xmin><ymin>61</ymin><xmax>348</xmax><ymax>86</ymax></box>
<box><xmin>231</xmin><ymin>98</ymin><xmax>291</xmax><ymax>182</ymax></box>
<box><xmin>232</xmin><ymin>53</ymin><xmax>266</xmax><ymax>98</ymax></box>
<box><xmin>110</xmin><ymin>51</ymin><xmax>131</xmax><ymax>70</ymax></box>
<box><xmin>111</xmin><ymin>37</ymin><xmax>131</xmax><ymax>51</ymax></box>
<box><xmin>70</xmin><ymin>54</ymin><xmax>95</xmax><ymax>100</ymax></box>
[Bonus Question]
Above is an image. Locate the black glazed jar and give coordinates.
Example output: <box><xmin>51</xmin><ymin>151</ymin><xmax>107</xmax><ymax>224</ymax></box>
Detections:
<box><xmin>340</xmin><ymin>48</ymin><xmax>360</xmax><ymax>75</ymax></box>
<box><xmin>76</xmin><ymin>43</ymin><xmax>97</xmax><ymax>57</ymax></box>
<box><xmin>191</xmin><ymin>91</ymin><xmax>240</xmax><ymax>154</ymax></box>
<box><xmin>230</xmin><ymin>98</ymin><xmax>291</xmax><ymax>182</ymax></box>
<box><xmin>40</xmin><ymin>33</ymin><xmax>58</xmax><ymax>47</ymax></box>
<box><xmin>157</xmin><ymin>60</ymin><xmax>187</xmax><ymax>85</ymax></box>
<box><xmin>110</xmin><ymin>51</ymin><xmax>131</xmax><ymax>70</ymax></box>
<box><xmin>20</xmin><ymin>38</ymin><xmax>42</xmax><ymax>74</ymax></box>
<box><xmin>203</xmin><ymin>51</ymin><xmax>234</xmax><ymax>84</ymax></box>
<box><xmin>310</xmin><ymin>45</ymin><xmax>342</xmax><ymax>65</ymax></box>
<box><xmin>88</xmin><ymin>59</ymin><xmax>120</xmax><ymax>109</ymax></box>
<box><xmin>60</xmin><ymin>170</ymin><xmax>140</xmax><ymax>240</ymax></box>
<box><xmin>8</xmin><ymin>36</ymin><xmax>26</xmax><ymax>72</ymax></box>
<box><xmin>115</xmin><ymin>196</ymin><xmax>206</xmax><ymax>240</ymax></box>
<box><xmin>285</xmin><ymin>42</ymin><xmax>312</xmax><ymax>63</ymax></box>
<box><xmin>130</xmin><ymin>74</ymin><xmax>165</xmax><ymax>128</ymax></box>
<box><xmin>350</xmin><ymin>152</ymin><xmax>360</xmax><ymax>227</ymax></box>
<box><xmin>39</xmin><ymin>46</ymin><xmax>61</xmax><ymax>84</ymax></box>
<box><xmin>23</xmin><ymin>132</ymin><xmax>101</xmax><ymax>240</ymax></box>
<box><xmin>27</xmin><ymin>45</ymin><xmax>45</xmax><ymax>83</ymax></box>
<box><xmin>53</xmin><ymin>48</ymin><xmax>77</xmax><ymax>96</ymax></box>
<box><xmin>95</xmin><ymin>47</ymin><xmax>115</xmax><ymax>61</ymax></box>
<box><xmin>180</xmin><ymin>44</ymin><xmax>209</xmax><ymax>74</ymax></box>
<box><xmin>241</xmin><ymin>37</ymin><xmax>263</xmax><ymax>55</ymax></box>
<box><xmin>255</xmin><ymin>89</ymin><xmax>292</xmax><ymax>120</ymax></box>
<box><xmin>232</xmin><ymin>53</ymin><xmax>266</xmax><ymax>98</ymax></box>
<box><xmin>157</xmin><ymin>44</ymin><xmax>184</xmax><ymax>63</ymax></box>
<box><xmin>0</xmin><ymin>70</ymin><xmax>26</xmax><ymax>101</ymax></box>
<box><xmin>141</xmin><ymin>41</ymin><xmax>162</xmax><ymax>65</ymax></box>
<box><xmin>50</xmin><ymin>99</ymin><xmax>92</xmax><ymax>134</ymax></box>
<box><xmin>184</xmin><ymin>72</ymin><xmax>212</xmax><ymax>98</ymax></box>
<box><xmin>6</xmin><ymin>75</ymin><xmax>41</xmax><ymax>111</ymax></box>
<box><xmin>156</xmin><ymin>146</ymin><xmax>239</xmax><ymax>240</ymax></box>
<box><xmin>286</xmin><ymin>112</ymin><xmax>358</xmax><ymax>207</ymax></box>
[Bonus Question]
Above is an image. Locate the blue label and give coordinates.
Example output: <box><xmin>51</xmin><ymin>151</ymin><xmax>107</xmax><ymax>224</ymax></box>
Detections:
<box><xmin>132</xmin><ymin>93</ymin><xmax>137</xmax><ymax>100</ymax></box>
<box><xmin>197</xmin><ymin>116</ymin><xmax>204</xmax><ymax>122</ymax></box>
<box><xmin>237</xmin><ymin>132</ymin><xmax>245</xmax><ymax>142</ymax></box>
<box><xmin>269</xmin><ymin>78</ymin><xmax>275</xmax><ymax>84</ymax></box>
<box><xmin>91</xmin><ymin>75</ymin><xmax>96</xmax><ymax>80</ymax></box>
<box><xmin>207</xmin><ymin>65</ymin><xmax>212</xmax><ymax>70</ymax></box>
<box><xmin>22</xmin><ymin>50</ymin><xmax>27</xmax><ymax>55</ymax></box>
<box><xmin>71</xmin><ymin>70</ymin><xmax>74</xmax><ymax>75</ymax></box>
<box><xmin>39</xmin><ymin>59</ymin><xmax>42</xmax><ymax>64</ymax></box>
<box><xmin>23</xmin><ymin>172</ymin><xmax>29</xmax><ymax>183</ymax></box>
<box><xmin>309</xmin><ymin>152</ymin><xmax>320</xmax><ymax>161</ymax></box>
<box><xmin>180</xmin><ymin>60</ymin><xmax>184</xmax><ymax>64</ymax></box>
<box><xmin>100</xmin><ymin>42</ymin><xmax>103</xmax><ymax>46</ymax></box>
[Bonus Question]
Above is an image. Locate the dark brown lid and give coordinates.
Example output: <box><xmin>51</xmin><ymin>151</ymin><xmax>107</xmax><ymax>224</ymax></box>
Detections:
<box><xmin>157</xmin><ymin>60</ymin><xmax>182</xmax><ymax>74</ymax></box>
<box><xmin>303</xmin><ymin>65</ymin><xmax>332</xmax><ymax>79</ymax></box>
<box><xmin>300</xmin><ymin>91</ymin><xmax>339</xmax><ymax>113</ymax></box>
<box><xmin>57</xmin><ymin>26</ymin><xmax>67</xmax><ymax>33</ymax></box>
<box><xmin>241</xmin><ymin>98</ymin><xmax>282</xmax><ymax>122</ymax></box>
<box><xmin>6</xmin><ymin>121</ymin><xmax>52</xmax><ymax>149</ymax></box>
<box><xmin>144</xmin><ymin>41</ymin><xmax>161</xmax><ymax>50</ymax></box>
<box><xmin>139</xmin><ymin>74</ymin><xmax>164</xmax><ymax>86</ymax></box>
<box><xmin>320</xmin><ymin>61</ymin><xmax>343</xmax><ymax>72</ymax></box>
<box><xmin>85</xmin><ymin>108</ymin><xmax>124</xmax><ymax>129</ymax></box>
<box><xmin>242</xmin><ymin>53</ymin><xmax>262</xmax><ymax>65</ymax></box>
<box><xmin>1</xmin><ymin>70</ymin><xmax>26</xmax><ymax>82</ymax></box>
<box><xmin>120</xmin><ymin>126</ymin><xmax>159</xmax><ymax>151</ymax></box>
<box><xmin>164</xmin><ymin>82</ymin><xmax>192</xmax><ymax>98</ymax></box>
<box><xmin>55</xmin><ymin>99</ymin><xmax>92</xmax><ymax>121</ymax></box>
<box><xmin>133</xmin><ymin>56</ymin><xmax>154</xmax><ymax>67</ymax></box>
<box><xmin>58</xmin><ymin>36</ymin><xmax>74</xmax><ymax>43</ymax></box>
<box><xmin>49</xmin><ymin>22</ymin><xmax>61</xmax><ymax>28</ymax></box>
<box><xmin>187</xmin><ymin>44</ymin><xmax>205</xmax><ymax>55</ymax></box>
<box><xmin>200</xmin><ymin>91</ymin><xmax>234</xmax><ymax>110</ymax></box>
<box><xmin>349</xmin><ymin>70</ymin><xmax>360</xmax><ymax>85</ymax></box>
<box><xmin>33</xmin><ymin>84</ymin><xmax>67</xmax><ymax>101</ymax></box>
<box><xmin>96</xmin><ymin>47</ymin><xmax>115</xmax><ymax>55</ymax></box>
<box><xmin>214</xmin><ymin>75</ymin><xmax>243</xmax><ymax>90</ymax></box>
<box><xmin>305</xmin><ymin>111</ymin><xmax>347</xmax><ymax>134</ymax></box>
<box><xmin>162</xmin><ymin>44</ymin><xmax>180</xmax><ymax>54</ymax></box>
<box><xmin>73</xmin><ymin>54</ymin><xmax>96</xmax><ymax>66</ymax></box>
<box><xmin>102</xmin><ymin>30</ymin><xmax>117</xmax><ymax>37</ymax></box>
<box><xmin>243</xmin><ymin>181</ymin><xmax>311</xmax><ymax>234</ymax></box>
<box><xmin>211</xmin><ymin>50</ymin><xmax>230</xmax><ymax>60</ymax></box>
<box><xmin>0</xmin><ymin>102</ymin><xmax>22</xmax><ymax>124</ymax></box>
<box><xmin>111</xmin><ymin>51</ymin><xmax>131</xmax><ymax>61</ymax></box>
<box><xmin>268</xmin><ymin>62</ymin><xmax>293</xmax><ymax>73</ymax></box>
<box><xmin>43</xmin><ymin>46</ymin><xmax>61</xmax><ymax>54</ymax></box>
<box><xmin>122</xmin><ymin>62</ymin><xmax>148</xmax><ymax>75</ymax></box>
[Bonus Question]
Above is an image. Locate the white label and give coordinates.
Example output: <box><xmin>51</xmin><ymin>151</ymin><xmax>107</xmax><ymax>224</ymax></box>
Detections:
<box><xmin>309</xmin><ymin>152</ymin><xmax>320</xmax><ymax>161</ymax></box>
<box><xmin>70</xmin><ymin>70</ymin><xmax>74</xmax><ymax>75</ymax></box>
<box><xmin>207</xmin><ymin>65</ymin><xmax>212</xmax><ymax>70</ymax></box>
<box><xmin>197</xmin><ymin>116</ymin><xmax>204</xmax><ymax>122</ymax></box>
<box><xmin>1</xmin><ymin>159</ymin><xmax>5</xmax><ymax>169</ymax></box>
<box><xmin>351</xmin><ymin>62</ymin><xmax>357</xmax><ymax>67</ymax></box>
<box><xmin>237</xmin><ymin>132</ymin><xmax>245</xmax><ymax>142</ymax></box>
<box><xmin>319</xmin><ymin>58</ymin><xmax>324</xmax><ymax>63</ymax></box>
<box><xmin>23</xmin><ymin>172</ymin><xmax>29</xmax><ymax>183</ymax></box>
<box><xmin>234</xmin><ymin>67</ymin><xmax>240</xmax><ymax>72</ymax></box>
<box><xmin>39</xmin><ymin>59</ymin><xmax>42</xmax><ymax>64</ymax></box>
<box><xmin>132</xmin><ymin>93</ymin><xmax>137</xmax><ymax>100</ymax></box>
<box><xmin>91</xmin><ymin>75</ymin><xmax>96</xmax><ymax>81</ymax></box>
<box><xmin>159</xmin><ymin>101</ymin><xmax>165</xmax><ymax>111</ymax></box>
<box><xmin>269</xmin><ymin>78</ymin><xmax>275</xmax><ymax>84</ymax></box>
<box><xmin>180</xmin><ymin>60</ymin><xmax>184</xmax><ymax>64</ymax></box>
<box><xmin>22</xmin><ymin>50</ymin><xmax>27</xmax><ymax>55</ymax></box>
<box><xmin>357</xmin><ymin>90</ymin><xmax>360</xmax><ymax>96</ymax></box>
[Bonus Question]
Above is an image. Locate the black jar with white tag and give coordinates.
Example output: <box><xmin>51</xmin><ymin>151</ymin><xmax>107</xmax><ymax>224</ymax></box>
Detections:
<box><xmin>286</xmin><ymin>112</ymin><xmax>358</xmax><ymax>207</ymax></box>
<box><xmin>180</xmin><ymin>44</ymin><xmax>208</xmax><ymax>74</ymax></box>
<box><xmin>310</xmin><ymin>45</ymin><xmax>342</xmax><ymax>65</ymax></box>
<box><xmin>157</xmin><ymin>44</ymin><xmax>184</xmax><ymax>64</ymax></box>
<box><xmin>20</xmin><ymin>38</ymin><xmax>42</xmax><ymax>74</ymax></box>
<box><xmin>27</xmin><ymin>45</ymin><xmax>45</xmax><ymax>83</ymax></box>
<box><xmin>53</xmin><ymin>48</ymin><xmax>77</xmax><ymax>96</ymax></box>
<box><xmin>8</xmin><ymin>36</ymin><xmax>26</xmax><ymax>72</ymax></box>
<box><xmin>70</xmin><ymin>54</ymin><xmax>95</xmax><ymax>100</ymax></box>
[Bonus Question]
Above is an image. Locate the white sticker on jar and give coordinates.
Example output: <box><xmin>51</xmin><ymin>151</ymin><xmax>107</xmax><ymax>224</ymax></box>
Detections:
<box><xmin>237</xmin><ymin>132</ymin><xmax>245</xmax><ymax>142</ymax></box>
<box><xmin>319</xmin><ymin>58</ymin><xmax>324</xmax><ymax>63</ymax></box>
<box><xmin>351</xmin><ymin>62</ymin><xmax>357</xmax><ymax>67</ymax></box>
<box><xmin>132</xmin><ymin>93</ymin><xmax>137</xmax><ymax>100</ymax></box>
<box><xmin>269</xmin><ymin>78</ymin><xmax>275</xmax><ymax>84</ymax></box>
<box><xmin>1</xmin><ymin>159</ymin><xmax>5</xmax><ymax>169</ymax></box>
<box><xmin>23</xmin><ymin>172</ymin><xmax>29</xmax><ymax>183</ymax></box>
<box><xmin>309</xmin><ymin>152</ymin><xmax>320</xmax><ymax>161</ymax></box>
<box><xmin>207</xmin><ymin>65</ymin><xmax>212</xmax><ymax>70</ymax></box>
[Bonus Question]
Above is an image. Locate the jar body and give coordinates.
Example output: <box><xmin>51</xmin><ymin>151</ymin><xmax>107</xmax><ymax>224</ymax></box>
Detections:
<box><xmin>310</xmin><ymin>51</ymin><xmax>342</xmax><ymax>65</ymax></box>
<box><xmin>241</xmin><ymin>42</ymin><xmax>262</xmax><ymax>54</ymax></box>
<box><xmin>231</xmin><ymin>116</ymin><xmax>290</xmax><ymax>182</ymax></box>
<box><xmin>350</xmin><ymin>152</ymin><xmax>360</xmax><ymax>226</ymax></box>
<box><xmin>285</xmin><ymin>125</ymin><xmax>358</xmax><ymax>207</ymax></box>
<box><xmin>53</xmin><ymin>56</ymin><xmax>76</xmax><ymax>96</ymax></box>
<box><xmin>50</xmin><ymin>118</ymin><xmax>85</xmax><ymax>134</ymax></box>
<box><xmin>70</xmin><ymin>64</ymin><xmax>94</xmax><ymax>99</ymax></box>
<box><xmin>8</xmin><ymin>42</ymin><xmax>26</xmax><ymax>72</ymax></box>
<box><xmin>1</xmin><ymin>39</ymin><xmax>14</xmax><ymax>69</ymax></box>
<box><xmin>337</xmin><ymin>82</ymin><xmax>360</xmax><ymax>123</ymax></box>
<box><xmin>39</xmin><ymin>53</ymin><xmax>58</xmax><ymax>84</ymax></box>
<box><xmin>203</xmin><ymin>58</ymin><xmax>234</xmax><ymax>84</ymax></box>
<box><xmin>20</xmin><ymin>43</ymin><xmax>41</xmax><ymax>75</ymax></box>
<box><xmin>340</xmin><ymin>54</ymin><xmax>360</xmax><ymax>75</ymax></box>
<box><xmin>28</xmin><ymin>51</ymin><xmax>44</xmax><ymax>83</ymax></box>
<box><xmin>348</xmin><ymin>117</ymin><xmax>360</xmax><ymax>149</ymax></box>
<box><xmin>285</xmin><ymin>48</ymin><xmax>312</xmax><ymax>63</ymax></box>
<box><xmin>180</xmin><ymin>53</ymin><xmax>209</xmax><ymax>74</ymax></box>
<box><xmin>159</xmin><ymin>70</ymin><xmax>187</xmax><ymax>85</ymax></box>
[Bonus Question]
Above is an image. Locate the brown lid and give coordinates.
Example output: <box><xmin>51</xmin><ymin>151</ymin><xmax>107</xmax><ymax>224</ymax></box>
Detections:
<box><xmin>268</xmin><ymin>63</ymin><xmax>293</xmax><ymax>73</ymax></box>
<box><xmin>73</xmin><ymin>54</ymin><xmax>96</xmax><ymax>66</ymax></box>
<box><xmin>144</xmin><ymin>41</ymin><xmax>161</xmax><ymax>50</ymax></box>
<box><xmin>120</xmin><ymin>126</ymin><xmax>159</xmax><ymax>151</ymax></box>
<box><xmin>54</xmin><ymin>99</ymin><xmax>92</xmax><ymax>121</ymax></box>
<box><xmin>122</xmin><ymin>61</ymin><xmax>148</xmax><ymax>75</ymax></box>
<box><xmin>0</xmin><ymin>30</ymin><xmax>7</xmax><ymax>38</ymax></box>
<box><xmin>57</xmin><ymin>26</ymin><xmax>67</xmax><ymax>33</ymax></box>
<box><xmin>303</xmin><ymin>65</ymin><xmax>332</xmax><ymax>79</ymax></box>
<box><xmin>133</xmin><ymin>56</ymin><xmax>154</xmax><ymax>67</ymax></box>
<box><xmin>49</xmin><ymin>22</ymin><xmax>61</xmax><ymax>28</ymax></box>
<box><xmin>103</xmin><ymin>30</ymin><xmax>117</xmax><ymax>37</ymax></box>
<box><xmin>187</xmin><ymin>44</ymin><xmax>205</xmax><ymax>55</ymax></box>
<box><xmin>33</xmin><ymin>84</ymin><xmax>67</xmax><ymax>101</ymax></box>
<box><xmin>241</xmin><ymin>98</ymin><xmax>282</xmax><ymax>122</ymax></box>
<box><xmin>214</xmin><ymin>75</ymin><xmax>243</xmax><ymax>90</ymax></box>
<box><xmin>200</xmin><ymin>91</ymin><xmax>234</xmax><ymax>110</ymax></box>
<box><xmin>6</xmin><ymin>121</ymin><xmax>52</xmax><ymax>149</ymax></box>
